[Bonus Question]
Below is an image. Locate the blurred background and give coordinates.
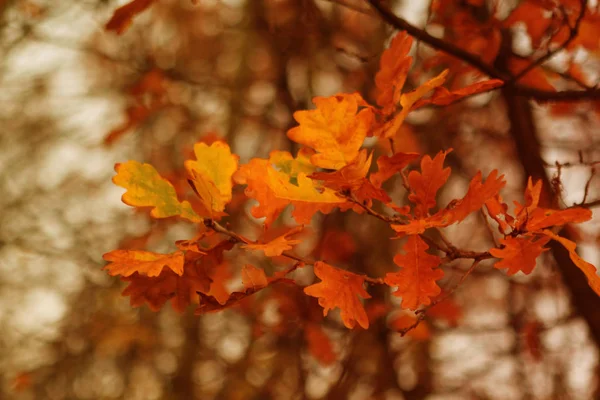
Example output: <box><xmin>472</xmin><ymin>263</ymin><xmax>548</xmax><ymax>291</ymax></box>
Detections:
<box><xmin>1</xmin><ymin>0</ymin><xmax>599</xmax><ymax>399</ymax></box>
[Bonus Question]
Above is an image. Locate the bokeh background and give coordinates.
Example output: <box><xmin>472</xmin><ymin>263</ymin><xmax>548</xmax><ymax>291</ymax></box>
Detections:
<box><xmin>1</xmin><ymin>0</ymin><xmax>599</xmax><ymax>399</ymax></box>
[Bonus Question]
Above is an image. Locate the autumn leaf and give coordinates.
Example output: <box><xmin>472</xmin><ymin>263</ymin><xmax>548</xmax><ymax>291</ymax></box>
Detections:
<box><xmin>309</xmin><ymin>150</ymin><xmax>391</xmax><ymax>204</ymax></box>
<box><xmin>105</xmin><ymin>0</ymin><xmax>154</xmax><ymax>34</ymax></box>
<box><xmin>525</xmin><ymin>207</ymin><xmax>593</xmax><ymax>232</ymax></box>
<box><xmin>241</xmin><ymin>264</ymin><xmax>269</xmax><ymax>290</ymax></box>
<box><xmin>490</xmin><ymin>235</ymin><xmax>551</xmax><ymax>276</ymax></box>
<box><xmin>241</xmin><ymin>226</ymin><xmax>303</xmax><ymax>257</ymax></box>
<box><xmin>120</xmin><ymin>240</ymin><xmax>233</xmax><ymax>313</ymax></box>
<box><xmin>304</xmin><ymin>261</ymin><xmax>371</xmax><ymax>329</ymax></box>
<box><xmin>113</xmin><ymin>160</ymin><xmax>202</xmax><ymax>222</ymax></box>
<box><xmin>121</xmin><ymin>265</ymin><xmax>211</xmax><ymax>313</ymax></box>
<box><xmin>185</xmin><ymin>141</ymin><xmax>239</xmax><ymax>216</ymax></box>
<box><xmin>501</xmin><ymin>178</ymin><xmax>591</xmax><ymax>234</ymax></box>
<box><xmin>485</xmin><ymin>195</ymin><xmax>513</xmax><ymax>234</ymax></box>
<box><xmin>375</xmin><ymin>31</ymin><xmax>413</xmax><ymax>113</ymax></box>
<box><xmin>443</xmin><ymin>170</ymin><xmax>506</xmax><ymax>224</ymax></box>
<box><xmin>412</xmin><ymin>79</ymin><xmax>504</xmax><ymax>108</ymax></box>
<box><xmin>234</xmin><ymin>151</ymin><xmax>347</xmax><ymax>226</ymax></box>
<box><xmin>385</xmin><ymin>235</ymin><xmax>443</xmax><ymax>310</ymax></box>
<box><xmin>542</xmin><ymin>230</ymin><xmax>600</xmax><ymax>296</ymax></box>
<box><xmin>407</xmin><ymin>150</ymin><xmax>452</xmax><ymax>217</ymax></box>
<box><xmin>377</xmin><ymin>70</ymin><xmax>448</xmax><ymax>138</ymax></box>
<box><xmin>310</xmin><ymin>149</ymin><xmax>372</xmax><ymax>191</ymax></box>
<box><xmin>103</xmin><ymin>249</ymin><xmax>187</xmax><ymax>277</ymax></box>
<box><xmin>269</xmin><ymin>147</ymin><xmax>316</xmax><ymax>177</ymax></box>
<box><xmin>393</xmin><ymin>169</ymin><xmax>505</xmax><ymax>235</ymax></box>
<box><xmin>305</xmin><ymin>323</ymin><xmax>337</xmax><ymax>365</ymax></box>
<box><xmin>287</xmin><ymin>93</ymin><xmax>374</xmax><ymax>169</ymax></box>
<box><xmin>369</xmin><ymin>151</ymin><xmax>420</xmax><ymax>187</ymax></box>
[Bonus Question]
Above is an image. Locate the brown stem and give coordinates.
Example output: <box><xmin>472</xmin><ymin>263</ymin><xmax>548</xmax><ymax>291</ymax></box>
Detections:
<box><xmin>205</xmin><ymin>219</ymin><xmax>386</xmax><ymax>284</ymax></box>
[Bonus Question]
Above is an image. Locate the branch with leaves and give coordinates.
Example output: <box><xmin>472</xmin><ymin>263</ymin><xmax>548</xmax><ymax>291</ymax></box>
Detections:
<box><xmin>366</xmin><ymin>0</ymin><xmax>600</xmax><ymax>101</ymax></box>
<box><xmin>101</xmin><ymin>30</ymin><xmax>599</xmax><ymax>341</ymax></box>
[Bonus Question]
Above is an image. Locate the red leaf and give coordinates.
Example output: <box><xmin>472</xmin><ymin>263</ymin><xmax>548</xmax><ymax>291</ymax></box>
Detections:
<box><xmin>369</xmin><ymin>152</ymin><xmax>420</xmax><ymax>187</ymax></box>
<box><xmin>490</xmin><ymin>235</ymin><xmax>551</xmax><ymax>275</ymax></box>
<box><xmin>304</xmin><ymin>262</ymin><xmax>371</xmax><ymax>329</ymax></box>
<box><xmin>413</xmin><ymin>79</ymin><xmax>504</xmax><ymax>108</ymax></box>
<box><xmin>105</xmin><ymin>0</ymin><xmax>155</xmax><ymax>34</ymax></box>
<box><xmin>385</xmin><ymin>235</ymin><xmax>443</xmax><ymax>310</ymax></box>
<box><xmin>407</xmin><ymin>150</ymin><xmax>452</xmax><ymax>217</ymax></box>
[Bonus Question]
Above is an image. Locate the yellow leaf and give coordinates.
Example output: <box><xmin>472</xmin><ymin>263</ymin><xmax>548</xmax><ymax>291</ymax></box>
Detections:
<box><xmin>269</xmin><ymin>147</ymin><xmax>316</xmax><ymax>177</ymax></box>
<box><xmin>234</xmin><ymin>151</ymin><xmax>347</xmax><ymax>226</ymax></box>
<box><xmin>185</xmin><ymin>141</ymin><xmax>239</xmax><ymax>215</ymax></box>
<box><xmin>113</xmin><ymin>161</ymin><xmax>201</xmax><ymax>222</ymax></box>
<box><xmin>287</xmin><ymin>93</ymin><xmax>374</xmax><ymax>170</ymax></box>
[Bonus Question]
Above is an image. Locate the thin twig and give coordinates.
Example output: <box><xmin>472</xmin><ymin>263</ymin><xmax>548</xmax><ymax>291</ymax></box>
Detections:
<box><xmin>510</xmin><ymin>0</ymin><xmax>588</xmax><ymax>83</ymax></box>
<box><xmin>205</xmin><ymin>219</ymin><xmax>386</xmax><ymax>284</ymax></box>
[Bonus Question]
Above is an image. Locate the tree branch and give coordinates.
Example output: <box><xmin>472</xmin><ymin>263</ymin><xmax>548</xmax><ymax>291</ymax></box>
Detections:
<box><xmin>365</xmin><ymin>0</ymin><xmax>600</xmax><ymax>101</ymax></box>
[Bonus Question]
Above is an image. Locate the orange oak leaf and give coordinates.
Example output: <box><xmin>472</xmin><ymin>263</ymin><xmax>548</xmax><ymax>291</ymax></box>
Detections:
<box><xmin>120</xmin><ymin>240</ymin><xmax>233</xmax><ymax>313</ymax></box>
<box><xmin>105</xmin><ymin>0</ymin><xmax>154</xmax><ymax>34</ymax></box>
<box><xmin>121</xmin><ymin>265</ymin><xmax>211</xmax><ymax>313</ymax></box>
<box><xmin>234</xmin><ymin>151</ymin><xmax>347</xmax><ymax>226</ymax></box>
<box><xmin>304</xmin><ymin>323</ymin><xmax>337</xmax><ymax>365</ymax></box>
<box><xmin>490</xmin><ymin>235</ymin><xmax>551</xmax><ymax>276</ymax></box>
<box><xmin>407</xmin><ymin>150</ymin><xmax>452</xmax><ymax>217</ymax></box>
<box><xmin>241</xmin><ymin>226</ymin><xmax>303</xmax><ymax>257</ymax></box>
<box><xmin>377</xmin><ymin>70</ymin><xmax>448</xmax><ymax>138</ymax></box>
<box><xmin>287</xmin><ymin>93</ymin><xmax>374</xmax><ymax>170</ymax></box>
<box><xmin>393</xmin><ymin>169</ymin><xmax>506</xmax><ymax>235</ymax></box>
<box><xmin>309</xmin><ymin>149</ymin><xmax>372</xmax><ymax>191</ymax></box>
<box><xmin>241</xmin><ymin>264</ymin><xmax>269</xmax><ymax>290</ymax></box>
<box><xmin>491</xmin><ymin>178</ymin><xmax>592</xmax><ymax>234</ymax></box>
<box><xmin>103</xmin><ymin>249</ymin><xmax>188</xmax><ymax>277</ymax></box>
<box><xmin>385</xmin><ymin>235</ymin><xmax>443</xmax><ymax>310</ymax></box>
<box><xmin>541</xmin><ymin>230</ymin><xmax>600</xmax><ymax>296</ymax></box>
<box><xmin>375</xmin><ymin>31</ymin><xmax>413</xmax><ymax>113</ymax></box>
<box><xmin>485</xmin><ymin>194</ymin><xmax>513</xmax><ymax>234</ymax></box>
<box><xmin>369</xmin><ymin>151</ymin><xmax>420</xmax><ymax>187</ymax></box>
<box><xmin>391</xmin><ymin>213</ymin><xmax>449</xmax><ymax>236</ymax></box>
<box><xmin>185</xmin><ymin>141</ymin><xmax>239</xmax><ymax>217</ymax></box>
<box><xmin>412</xmin><ymin>79</ymin><xmax>504</xmax><ymax>108</ymax></box>
<box><xmin>304</xmin><ymin>261</ymin><xmax>371</xmax><ymax>329</ymax></box>
<box><xmin>525</xmin><ymin>207</ymin><xmax>593</xmax><ymax>232</ymax></box>
<box><xmin>113</xmin><ymin>160</ymin><xmax>202</xmax><ymax>222</ymax></box>
<box><xmin>443</xmin><ymin>170</ymin><xmax>506</xmax><ymax>224</ymax></box>
<box><xmin>309</xmin><ymin>150</ymin><xmax>391</xmax><ymax>204</ymax></box>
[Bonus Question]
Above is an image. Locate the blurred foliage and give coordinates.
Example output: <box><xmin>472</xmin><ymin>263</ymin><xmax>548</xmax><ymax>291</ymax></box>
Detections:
<box><xmin>0</xmin><ymin>0</ymin><xmax>599</xmax><ymax>399</ymax></box>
